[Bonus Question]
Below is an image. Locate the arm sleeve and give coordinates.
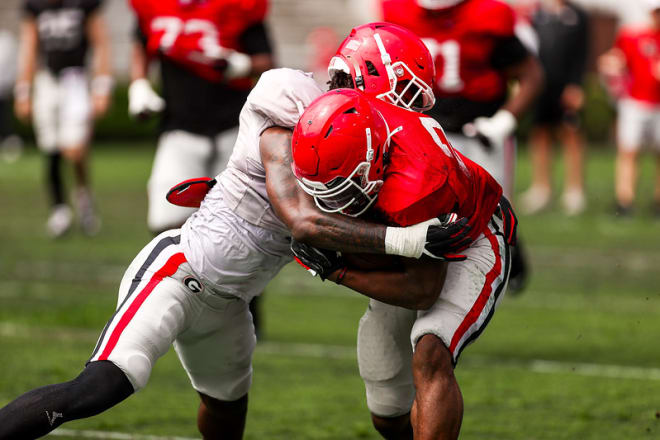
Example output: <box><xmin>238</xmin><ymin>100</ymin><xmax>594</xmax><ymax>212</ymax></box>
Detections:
<box><xmin>567</xmin><ymin>7</ymin><xmax>589</xmax><ymax>85</ymax></box>
<box><xmin>491</xmin><ymin>35</ymin><xmax>530</xmax><ymax>70</ymax></box>
<box><xmin>238</xmin><ymin>22</ymin><xmax>273</xmax><ymax>55</ymax></box>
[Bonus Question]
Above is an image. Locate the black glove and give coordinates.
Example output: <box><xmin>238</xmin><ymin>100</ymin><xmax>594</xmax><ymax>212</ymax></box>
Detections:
<box><xmin>423</xmin><ymin>214</ymin><xmax>472</xmax><ymax>261</ymax></box>
<box><xmin>498</xmin><ymin>196</ymin><xmax>518</xmax><ymax>246</ymax></box>
<box><xmin>290</xmin><ymin>240</ymin><xmax>346</xmax><ymax>281</ymax></box>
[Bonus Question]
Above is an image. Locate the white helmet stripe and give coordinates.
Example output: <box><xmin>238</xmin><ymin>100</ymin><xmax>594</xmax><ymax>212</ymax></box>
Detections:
<box><xmin>373</xmin><ymin>33</ymin><xmax>397</xmax><ymax>90</ymax></box>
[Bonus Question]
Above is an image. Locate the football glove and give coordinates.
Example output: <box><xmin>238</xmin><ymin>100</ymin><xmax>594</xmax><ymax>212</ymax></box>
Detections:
<box><xmin>128</xmin><ymin>78</ymin><xmax>165</xmax><ymax>119</ymax></box>
<box><xmin>290</xmin><ymin>240</ymin><xmax>346</xmax><ymax>281</ymax></box>
<box><xmin>223</xmin><ymin>51</ymin><xmax>252</xmax><ymax>80</ymax></box>
<box><xmin>422</xmin><ymin>213</ymin><xmax>472</xmax><ymax>261</ymax></box>
<box><xmin>498</xmin><ymin>196</ymin><xmax>518</xmax><ymax>246</ymax></box>
<box><xmin>462</xmin><ymin>109</ymin><xmax>516</xmax><ymax>152</ymax></box>
<box><xmin>166</xmin><ymin>177</ymin><xmax>216</xmax><ymax>208</ymax></box>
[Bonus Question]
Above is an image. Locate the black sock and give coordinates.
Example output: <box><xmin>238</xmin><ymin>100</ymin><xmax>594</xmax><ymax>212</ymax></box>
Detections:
<box><xmin>46</xmin><ymin>152</ymin><xmax>65</xmax><ymax>206</ymax></box>
<box><xmin>0</xmin><ymin>361</ymin><xmax>134</xmax><ymax>439</ymax></box>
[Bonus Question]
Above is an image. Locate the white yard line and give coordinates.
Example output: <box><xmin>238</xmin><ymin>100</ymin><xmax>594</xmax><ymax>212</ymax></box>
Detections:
<box><xmin>50</xmin><ymin>428</ymin><xmax>197</xmax><ymax>440</ymax></box>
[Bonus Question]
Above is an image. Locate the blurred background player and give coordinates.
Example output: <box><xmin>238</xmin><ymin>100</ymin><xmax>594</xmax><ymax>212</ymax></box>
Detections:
<box><xmin>520</xmin><ymin>0</ymin><xmax>589</xmax><ymax>216</ymax></box>
<box><xmin>14</xmin><ymin>0</ymin><xmax>112</xmax><ymax>237</ymax></box>
<box><xmin>0</xmin><ymin>29</ymin><xmax>22</xmax><ymax>163</ymax></box>
<box><xmin>128</xmin><ymin>0</ymin><xmax>274</xmax><ymax>336</ymax></box>
<box><xmin>599</xmin><ymin>0</ymin><xmax>660</xmax><ymax>217</ymax></box>
<box><xmin>380</xmin><ymin>0</ymin><xmax>543</xmax><ymax>292</ymax></box>
<box><xmin>127</xmin><ymin>0</ymin><xmax>274</xmax><ymax>234</ymax></box>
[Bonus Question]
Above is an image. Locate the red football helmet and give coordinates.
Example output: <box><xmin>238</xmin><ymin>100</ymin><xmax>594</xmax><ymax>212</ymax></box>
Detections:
<box><xmin>292</xmin><ymin>89</ymin><xmax>391</xmax><ymax>217</ymax></box>
<box><xmin>328</xmin><ymin>22</ymin><xmax>435</xmax><ymax>112</ymax></box>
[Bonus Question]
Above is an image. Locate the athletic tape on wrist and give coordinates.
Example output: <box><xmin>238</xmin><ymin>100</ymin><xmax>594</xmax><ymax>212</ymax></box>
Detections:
<box><xmin>385</xmin><ymin>218</ymin><xmax>438</xmax><ymax>258</ymax></box>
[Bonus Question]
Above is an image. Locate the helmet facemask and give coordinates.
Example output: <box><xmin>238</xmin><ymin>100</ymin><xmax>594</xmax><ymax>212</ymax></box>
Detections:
<box><xmin>371</xmin><ymin>33</ymin><xmax>435</xmax><ymax>112</ymax></box>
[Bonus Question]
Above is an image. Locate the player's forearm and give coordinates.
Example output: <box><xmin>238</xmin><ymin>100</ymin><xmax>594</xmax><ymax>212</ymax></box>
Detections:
<box><xmin>16</xmin><ymin>18</ymin><xmax>38</xmax><ymax>87</ymax></box>
<box><xmin>88</xmin><ymin>13</ymin><xmax>112</xmax><ymax>78</ymax></box>
<box><xmin>130</xmin><ymin>42</ymin><xmax>150</xmax><ymax>81</ymax></box>
<box><xmin>331</xmin><ymin>267</ymin><xmax>440</xmax><ymax>310</ymax></box>
<box><xmin>502</xmin><ymin>55</ymin><xmax>544</xmax><ymax>119</ymax></box>
<box><xmin>292</xmin><ymin>209</ymin><xmax>387</xmax><ymax>254</ymax></box>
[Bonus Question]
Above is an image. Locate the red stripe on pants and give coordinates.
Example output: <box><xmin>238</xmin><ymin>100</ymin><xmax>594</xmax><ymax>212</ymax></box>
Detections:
<box><xmin>449</xmin><ymin>229</ymin><xmax>502</xmax><ymax>356</ymax></box>
<box><xmin>98</xmin><ymin>252</ymin><xmax>187</xmax><ymax>361</ymax></box>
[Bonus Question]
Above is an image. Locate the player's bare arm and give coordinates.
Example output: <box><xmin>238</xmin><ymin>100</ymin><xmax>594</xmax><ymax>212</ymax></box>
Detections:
<box><xmin>261</xmin><ymin>126</ymin><xmax>387</xmax><ymax>253</ymax></box>
<box><xmin>502</xmin><ymin>54</ymin><xmax>544</xmax><ymax>119</ymax></box>
<box><xmin>128</xmin><ymin>41</ymin><xmax>165</xmax><ymax>118</ymax></box>
<box><xmin>87</xmin><ymin>10</ymin><xmax>113</xmax><ymax>117</ymax></box>
<box><xmin>14</xmin><ymin>16</ymin><xmax>38</xmax><ymax>121</ymax></box>
<box><xmin>249</xmin><ymin>53</ymin><xmax>274</xmax><ymax>76</ymax></box>
<box><xmin>328</xmin><ymin>257</ymin><xmax>449</xmax><ymax>310</ymax></box>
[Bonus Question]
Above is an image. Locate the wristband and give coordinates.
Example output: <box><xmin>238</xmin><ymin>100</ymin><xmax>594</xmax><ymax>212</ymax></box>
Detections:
<box><xmin>385</xmin><ymin>218</ymin><xmax>439</xmax><ymax>258</ymax></box>
<box><xmin>91</xmin><ymin>75</ymin><xmax>114</xmax><ymax>96</ymax></box>
<box><xmin>14</xmin><ymin>81</ymin><xmax>31</xmax><ymax>101</ymax></box>
<box><xmin>335</xmin><ymin>266</ymin><xmax>348</xmax><ymax>285</ymax></box>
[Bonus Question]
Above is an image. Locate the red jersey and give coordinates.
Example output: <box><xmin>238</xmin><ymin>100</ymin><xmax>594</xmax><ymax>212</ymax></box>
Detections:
<box><xmin>615</xmin><ymin>27</ymin><xmax>660</xmax><ymax>104</ymax></box>
<box><xmin>371</xmin><ymin>99</ymin><xmax>502</xmax><ymax>241</ymax></box>
<box><xmin>130</xmin><ymin>0</ymin><xmax>267</xmax><ymax>82</ymax></box>
<box><xmin>382</xmin><ymin>0</ymin><xmax>517</xmax><ymax>102</ymax></box>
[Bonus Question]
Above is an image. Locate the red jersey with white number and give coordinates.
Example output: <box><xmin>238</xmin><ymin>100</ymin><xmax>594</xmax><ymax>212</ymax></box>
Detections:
<box><xmin>130</xmin><ymin>0</ymin><xmax>267</xmax><ymax>82</ymax></box>
<box><xmin>371</xmin><ymin>99</ymin><xmax>502</xmax><ymax>241</ymax></box>
<box><xmin>382</xmin><ymin>0</ymin><xmax>516</xmax><ymax>101</ymax></box>
<box><xmin>615</xmin><ymin>27</ymin><xmax>660</xmax><ymax>104</ymax></box>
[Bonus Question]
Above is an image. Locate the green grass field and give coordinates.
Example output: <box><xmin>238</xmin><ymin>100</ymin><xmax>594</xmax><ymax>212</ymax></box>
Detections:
<box><xmin>1</xmin><ymin>142</ymin><xmax>660</xmax><ymax>439</ymax></box>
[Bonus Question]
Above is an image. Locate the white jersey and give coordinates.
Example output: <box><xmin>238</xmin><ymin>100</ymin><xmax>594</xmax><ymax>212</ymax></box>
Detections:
<box><xmin>180</xmin><ymin>68</ymin><xmax>323</xmax><ymax>300</ymax></box>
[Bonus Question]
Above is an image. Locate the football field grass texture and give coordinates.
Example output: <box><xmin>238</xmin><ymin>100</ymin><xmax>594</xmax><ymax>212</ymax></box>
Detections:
<box><xmin>1</xmin><ymin>142</ymin><xmax>659</xmax><ymax>439</ymax></box>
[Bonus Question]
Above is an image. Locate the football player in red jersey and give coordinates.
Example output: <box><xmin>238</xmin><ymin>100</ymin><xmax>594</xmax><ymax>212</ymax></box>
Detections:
<box><xmin>599</xmin><ymin>0</ymin><xmax>660</xmax><ymax>216</ymax></box>
<box><xmin>128</xmin><ymin>0</ymin><xmax>274</xmax><ymax>234</ymax></box>
<box><xmin>329</xmin><ymin>14</ymin><xmax>540</xmax><ymax>293</ymax></box>
<box><xmin>291</xmin><ymin>88</ymin><xmax>517</xmax><ymax>440</ymax></box>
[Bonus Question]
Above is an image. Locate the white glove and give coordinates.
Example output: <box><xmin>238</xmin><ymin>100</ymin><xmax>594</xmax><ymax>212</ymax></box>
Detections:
<box><xmin>463</xmin><ymin>109</ymin><xmax>516</xmax><ymax>151</ymax></box>
<box><xmin>223</xmin><ymin>51</ymin><xmax>252</xmax><ymax>80</ymax></box>
<box><xmin>128</xmin><ymin>78</ymin><xmax>165</xmax><ymax>118</ymax></box>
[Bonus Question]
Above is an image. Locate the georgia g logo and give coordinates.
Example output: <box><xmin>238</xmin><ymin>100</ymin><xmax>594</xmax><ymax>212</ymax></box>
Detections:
<box><xmin>184</xmin><ymin>276</ymin><xmax>203</xmax><ymax>293</ymax></box>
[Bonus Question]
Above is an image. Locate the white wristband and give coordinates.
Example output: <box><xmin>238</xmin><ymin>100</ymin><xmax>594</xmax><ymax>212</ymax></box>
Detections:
<box><xmin>14</xmin><ymin>81</ymin><xmax>31</xmax><ymax>101</ymax></box>
<box><xmin>385</xmin><ymin>218</ymin><xmax>439</xmax><ymax>258</ymax></box>
<box><xmin>91</xmin><ymin>75</ymin><xmax>114</xmax><ymax>97</ymax></box>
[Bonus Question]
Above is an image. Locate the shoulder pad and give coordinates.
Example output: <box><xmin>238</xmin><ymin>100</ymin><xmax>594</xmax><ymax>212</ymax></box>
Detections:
<box><xmin>248</xmin><ymin>68</ymin><xmax>324</xmax><ymax>128</ymax></box>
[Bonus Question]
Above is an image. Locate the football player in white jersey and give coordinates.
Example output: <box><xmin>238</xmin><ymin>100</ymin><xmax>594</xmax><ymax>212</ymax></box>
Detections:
<box><xmin>15</xmin><ymin>0</ymin><xmax>112</xmax><ymax>237</ymax></box>
<box><xmin>0</xmin><ymin>65</ymin><xmax>471</xmax><ymax>439</ymax></box>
